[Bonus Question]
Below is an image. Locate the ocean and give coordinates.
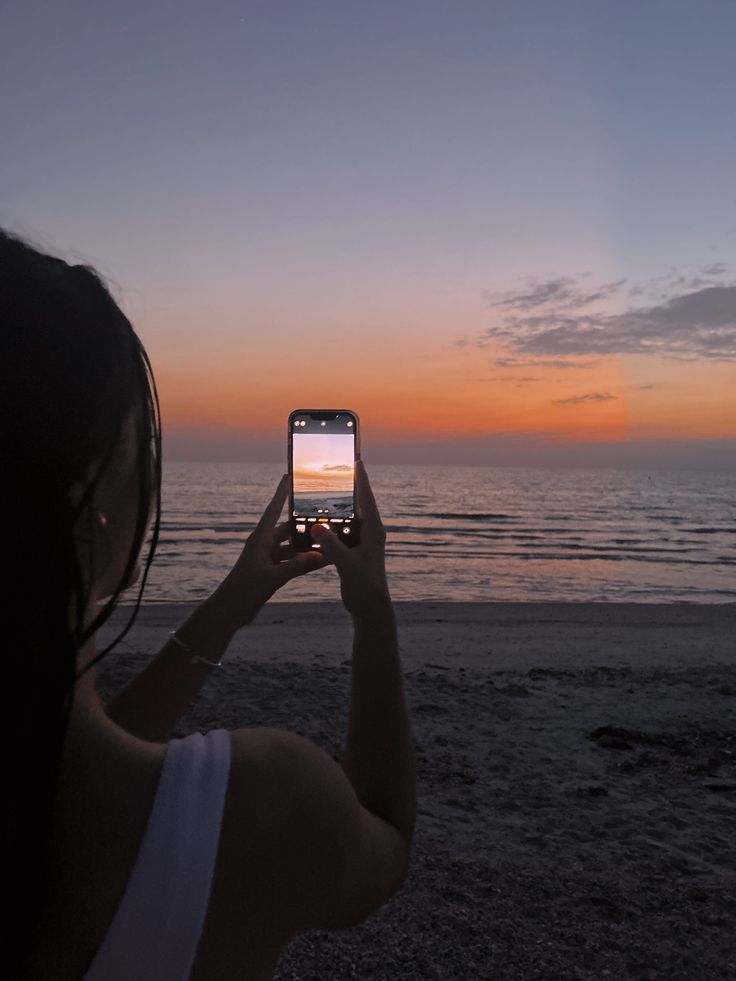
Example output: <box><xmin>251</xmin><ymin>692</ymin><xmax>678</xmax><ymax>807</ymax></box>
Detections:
<box><xmin>130</xmin><ymin>461</ymin><xmax>736</xmax><ymax>605</ymax></box>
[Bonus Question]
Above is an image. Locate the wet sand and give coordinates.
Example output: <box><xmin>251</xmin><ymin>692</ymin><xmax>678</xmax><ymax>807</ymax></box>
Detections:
<box><xmin>96</xmin><ymin>602</ymin><xmax>736</xmax><ymax>980</ymax></box>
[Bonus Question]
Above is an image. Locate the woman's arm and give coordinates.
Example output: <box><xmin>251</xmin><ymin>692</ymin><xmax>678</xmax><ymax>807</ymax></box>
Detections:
<box><xmin>105</xmin><ymin>586</ymin><xmax>241</xmax><ymax>743</ymax></box>
<box><xmin>307</xmin><ymin>463</ymin><xmax>416</xmax><ymax>848</ymax></box>
<box><xmin>341</xmin><ymin>603</ymin><xmax>416</xmax><ymax>848</ymax></box>
<box><xmin>104</xmin><ymin>476</ymin><xmax>329</xmax><ymax>743</ymax></box>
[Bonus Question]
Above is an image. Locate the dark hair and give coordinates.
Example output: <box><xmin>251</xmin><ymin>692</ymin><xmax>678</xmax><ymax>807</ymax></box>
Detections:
<box><xmin>0</xmin><ymin>227</ymin><xmax>162</xmax><ymax>973</ymax></box>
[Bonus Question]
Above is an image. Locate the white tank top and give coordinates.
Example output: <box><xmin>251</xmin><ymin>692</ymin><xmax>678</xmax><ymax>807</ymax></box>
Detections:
<box><xmin>82</xmin><ymin>728</ymin><xmax>232</xmax><ymax>981</ymax></box>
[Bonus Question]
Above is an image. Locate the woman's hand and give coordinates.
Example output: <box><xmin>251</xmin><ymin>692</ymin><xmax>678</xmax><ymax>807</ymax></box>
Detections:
<box><xmin>214</xmin><ymin>474</ymin><xmax>331</xmax><ymax>629</ymax></box>
<box><xmin>309</xmin><ymin>460</ymin><xmax>393</xmax><ymax>622</ymax></box>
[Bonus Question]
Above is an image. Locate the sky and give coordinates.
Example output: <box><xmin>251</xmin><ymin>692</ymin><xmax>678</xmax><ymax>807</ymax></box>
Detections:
<box><xmin>2</xmin><ymin>0</ymin><xmax>735</xmax><ymax>469</ymax></box>
<box><xmin>293</xmin><ymin>434</ymin><xmax>354</xmax><ymax>492</ymax></box>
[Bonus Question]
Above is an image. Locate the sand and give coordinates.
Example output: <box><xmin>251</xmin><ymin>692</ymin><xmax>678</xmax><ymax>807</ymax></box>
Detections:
<box><xmin>95</xmin><ymin>601</ymin><xmax>736</xmax><ymax>981</ymax></box>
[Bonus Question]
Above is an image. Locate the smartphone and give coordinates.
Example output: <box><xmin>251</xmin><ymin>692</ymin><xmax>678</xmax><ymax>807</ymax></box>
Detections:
<box><xmin>288</xmin><ymin>408</ymin><xmax>361</xmax><ymax>552</ymax></box>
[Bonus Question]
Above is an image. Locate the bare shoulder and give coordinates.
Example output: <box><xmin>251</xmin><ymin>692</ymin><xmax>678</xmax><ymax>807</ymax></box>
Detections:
<box><xmin>213</xmin><ymin>725</ymin><xmax>411</xmax><ymax>936</ymax></box>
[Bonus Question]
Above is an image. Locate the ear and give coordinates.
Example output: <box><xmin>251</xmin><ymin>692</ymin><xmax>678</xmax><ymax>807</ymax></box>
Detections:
<box><xmin>68</xmin><ymin>480</ymin><xmax>85</xmax><ymax>509</ymax></box>
<box><xmin>68</xmin><ymin>461</ymin><xmax>100</xmax><ymax>510</ymax></box>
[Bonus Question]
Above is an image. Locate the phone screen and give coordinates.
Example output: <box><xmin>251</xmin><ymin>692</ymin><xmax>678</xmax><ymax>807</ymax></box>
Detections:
<box><xmin>289</xmin><ymin>409</ymin><xmax>360</xmax><ymax>549</ymax></box>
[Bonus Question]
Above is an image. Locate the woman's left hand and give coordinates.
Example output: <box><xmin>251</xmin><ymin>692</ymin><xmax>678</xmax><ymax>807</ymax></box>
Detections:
<box><xmin>213</xmin><ymin>474</ymin><xmax>332</xmax><ymax>629</ymax></box>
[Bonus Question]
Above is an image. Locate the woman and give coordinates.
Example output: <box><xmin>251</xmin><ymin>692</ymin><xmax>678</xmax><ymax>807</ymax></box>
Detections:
<box><xmin>2</xmin><ymin>227</ymin><xmax>416</xmax><ymax>980</ymax></box>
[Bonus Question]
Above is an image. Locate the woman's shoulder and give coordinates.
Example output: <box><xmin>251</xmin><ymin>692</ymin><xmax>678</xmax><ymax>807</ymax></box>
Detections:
<box><xmin>204</xmin><ymin>724</ymin><xmax>407</xmax><ymax>938</ymax></box>
<box><xmin>187</xmin><ymin>723</ymin><xmax>409</xmax><ymax>980</ymax></box>
<box><xmin>200</xmin><ymin>724</ymin><xmax>352</xmax><ymax>933</ymax></box>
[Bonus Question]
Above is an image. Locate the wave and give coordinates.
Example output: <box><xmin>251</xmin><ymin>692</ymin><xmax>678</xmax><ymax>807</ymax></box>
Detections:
<box><xmin>382</xmin><ymin>548</ymin><xmax>735</xmax><ymax>566</ymax></box>
<box><xmin>422</xmin><ymin>512</ymin><xmax>514</xmax><ymax>521</ymax></box>
<box><xmin>682</xmin><ymin>526</ymin><xmax>736</xmax><ymax>535</ymax></box>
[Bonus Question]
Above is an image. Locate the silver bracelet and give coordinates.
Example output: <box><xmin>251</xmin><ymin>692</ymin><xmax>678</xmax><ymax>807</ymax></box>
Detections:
<box><xmin>168</xmin><ymin>630</ymin><xmax>223</xmax><ymax>668</ymax></box>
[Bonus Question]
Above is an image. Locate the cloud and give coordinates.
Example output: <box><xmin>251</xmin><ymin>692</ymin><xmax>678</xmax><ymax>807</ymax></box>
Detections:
<box><xmin>552</xmin><ymin>392</ymin><xmax>618</xmax><ymax>406</ymax></box>
<box><xmin>494</xmin><ymin>356</ymin><xmax>599</xmax><ymax>370</ymax></box>
<box><xmin>453</xmin><ymin>336</ymin><xmax>492</xmax><ymax>349</ymax></box>
<box><xmin>701</xmin><ymin>262</ymin><xmax>728</xmax><ymax>276</ymax></box>
<box><xmin>487</xmin><ymin>276</ymin><xmax>578</xmax><ymax>310</ymax></box>
<box><xmin>485</xmin><ymin>277</ymin><xmax>626</xmax><ymax>312</ymax></box>
<box><xmin>627</xmin><ymin>265</ymin><xmax>731</xmax><ymax>301</ymax></box>
<box><xmin>474</xmin><ymin>268</ymin><xmax>736</xmax><ymax>364</ymax></box>
<box><xmin>321</xmin><ymin>464</ymin><xmax>352</xmax><ymax>472</ymax></box>
<box><xmin>466</xmin><ymin>375</ymin><xmax>544</xmax><ymax>383</ymax></box>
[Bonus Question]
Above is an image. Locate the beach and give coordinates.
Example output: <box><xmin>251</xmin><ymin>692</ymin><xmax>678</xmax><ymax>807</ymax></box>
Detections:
<box><xmin>96</xmin><ymin>601</ymin><xmax>736</xmax><ymax>980</ymax></box>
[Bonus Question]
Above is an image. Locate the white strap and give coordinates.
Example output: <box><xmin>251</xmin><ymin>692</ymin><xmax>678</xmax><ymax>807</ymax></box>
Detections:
<box><xmin>83</xmin><ymin>728</ymin><xmax>232</xmax><ymax>981</ymax></box>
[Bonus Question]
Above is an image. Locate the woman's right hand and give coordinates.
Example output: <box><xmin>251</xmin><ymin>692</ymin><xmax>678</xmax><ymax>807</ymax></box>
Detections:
<box><xmin>309</xmin><ymin>459</ymin><xmax>393</xmax><ymax>622</ymax></box>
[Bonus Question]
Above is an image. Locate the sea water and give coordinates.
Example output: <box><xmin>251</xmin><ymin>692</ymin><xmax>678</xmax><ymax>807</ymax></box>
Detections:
<box><xmin>128</xmin><ymin>461</ymin><xmax>736</xmax><ymax>605</ymax></box>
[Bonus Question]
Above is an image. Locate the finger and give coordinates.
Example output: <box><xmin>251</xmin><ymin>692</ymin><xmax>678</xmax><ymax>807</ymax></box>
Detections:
<box><xmin>279</xmin><ymin>549</ymin><xmax>333</xmax><ymax>581</ymax></box>
<box><xmin>272</xmin><ymin>541</ymin><xmax>297</xmax><ymax>562</ymax></box>
<box><xmin>272</xmin><ymin>520</ymin><xmax>291</xmax><ymax>544</ymax></box>
<box><xmin>253</xmin><ymin>475</ymin><xmax>289</xmax><ymax>540</ymax></box>
<box><xmin>354</xmin><ymin>460</ymin><xmax>382</xmax><ymax>535</ymax></box>
<box><xmin>310</xmin><ymin>522</ymin><xmax>348</xmax><ymax>565</ymax></box>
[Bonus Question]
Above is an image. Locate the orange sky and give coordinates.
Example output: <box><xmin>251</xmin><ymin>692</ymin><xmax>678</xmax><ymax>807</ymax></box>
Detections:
<box><xmin>153</xmin><ymin>330</ymin><xmax>736</xmax><ymax>448</ymax></box>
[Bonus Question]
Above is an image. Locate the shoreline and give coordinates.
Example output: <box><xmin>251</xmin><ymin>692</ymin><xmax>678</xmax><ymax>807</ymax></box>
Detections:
<box><xmin>99</xmin><ymin>600</ymin><xmax>736</xmax><ymax>672</ymax></box>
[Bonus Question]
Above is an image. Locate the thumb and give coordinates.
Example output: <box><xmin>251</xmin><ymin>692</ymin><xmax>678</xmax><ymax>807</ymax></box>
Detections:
<box><xmin>310</xmin><ymin>522</ymin><xmax>345</xmax><ymax>564</ymax></box>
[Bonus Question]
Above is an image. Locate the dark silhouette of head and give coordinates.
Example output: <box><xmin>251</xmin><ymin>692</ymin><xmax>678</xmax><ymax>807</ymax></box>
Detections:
<box><xmin>0</xmin><ymin>226</ymin><xmax>162</xmax><ymax>972</ymax></box>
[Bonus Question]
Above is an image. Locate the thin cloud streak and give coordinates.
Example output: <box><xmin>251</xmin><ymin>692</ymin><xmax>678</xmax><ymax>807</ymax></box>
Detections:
<box><xmin>465</xmin><ymin>375</ymin><xmax>545</xmax><ymax>383</ymax></box>
<box><xmin>553</xmin><ymin>392</ymin><xmax>619</xmax><ymax>406</ymax></box>
<box><xmin>494</xmin><ymin>356</ymin><xmax>600</xmax><ymax>370</ymax></box>
<box><xmin>486</xmin><ymin>277</ymin><xmax>626</xmax><ymax>312</ymax></box>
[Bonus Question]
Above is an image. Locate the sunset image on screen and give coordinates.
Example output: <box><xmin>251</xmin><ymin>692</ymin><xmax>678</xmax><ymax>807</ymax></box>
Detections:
<box><xmin>292</xmin><ymin>433</ymin><xmax>355</xmax><ymax>516</ymax></box>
